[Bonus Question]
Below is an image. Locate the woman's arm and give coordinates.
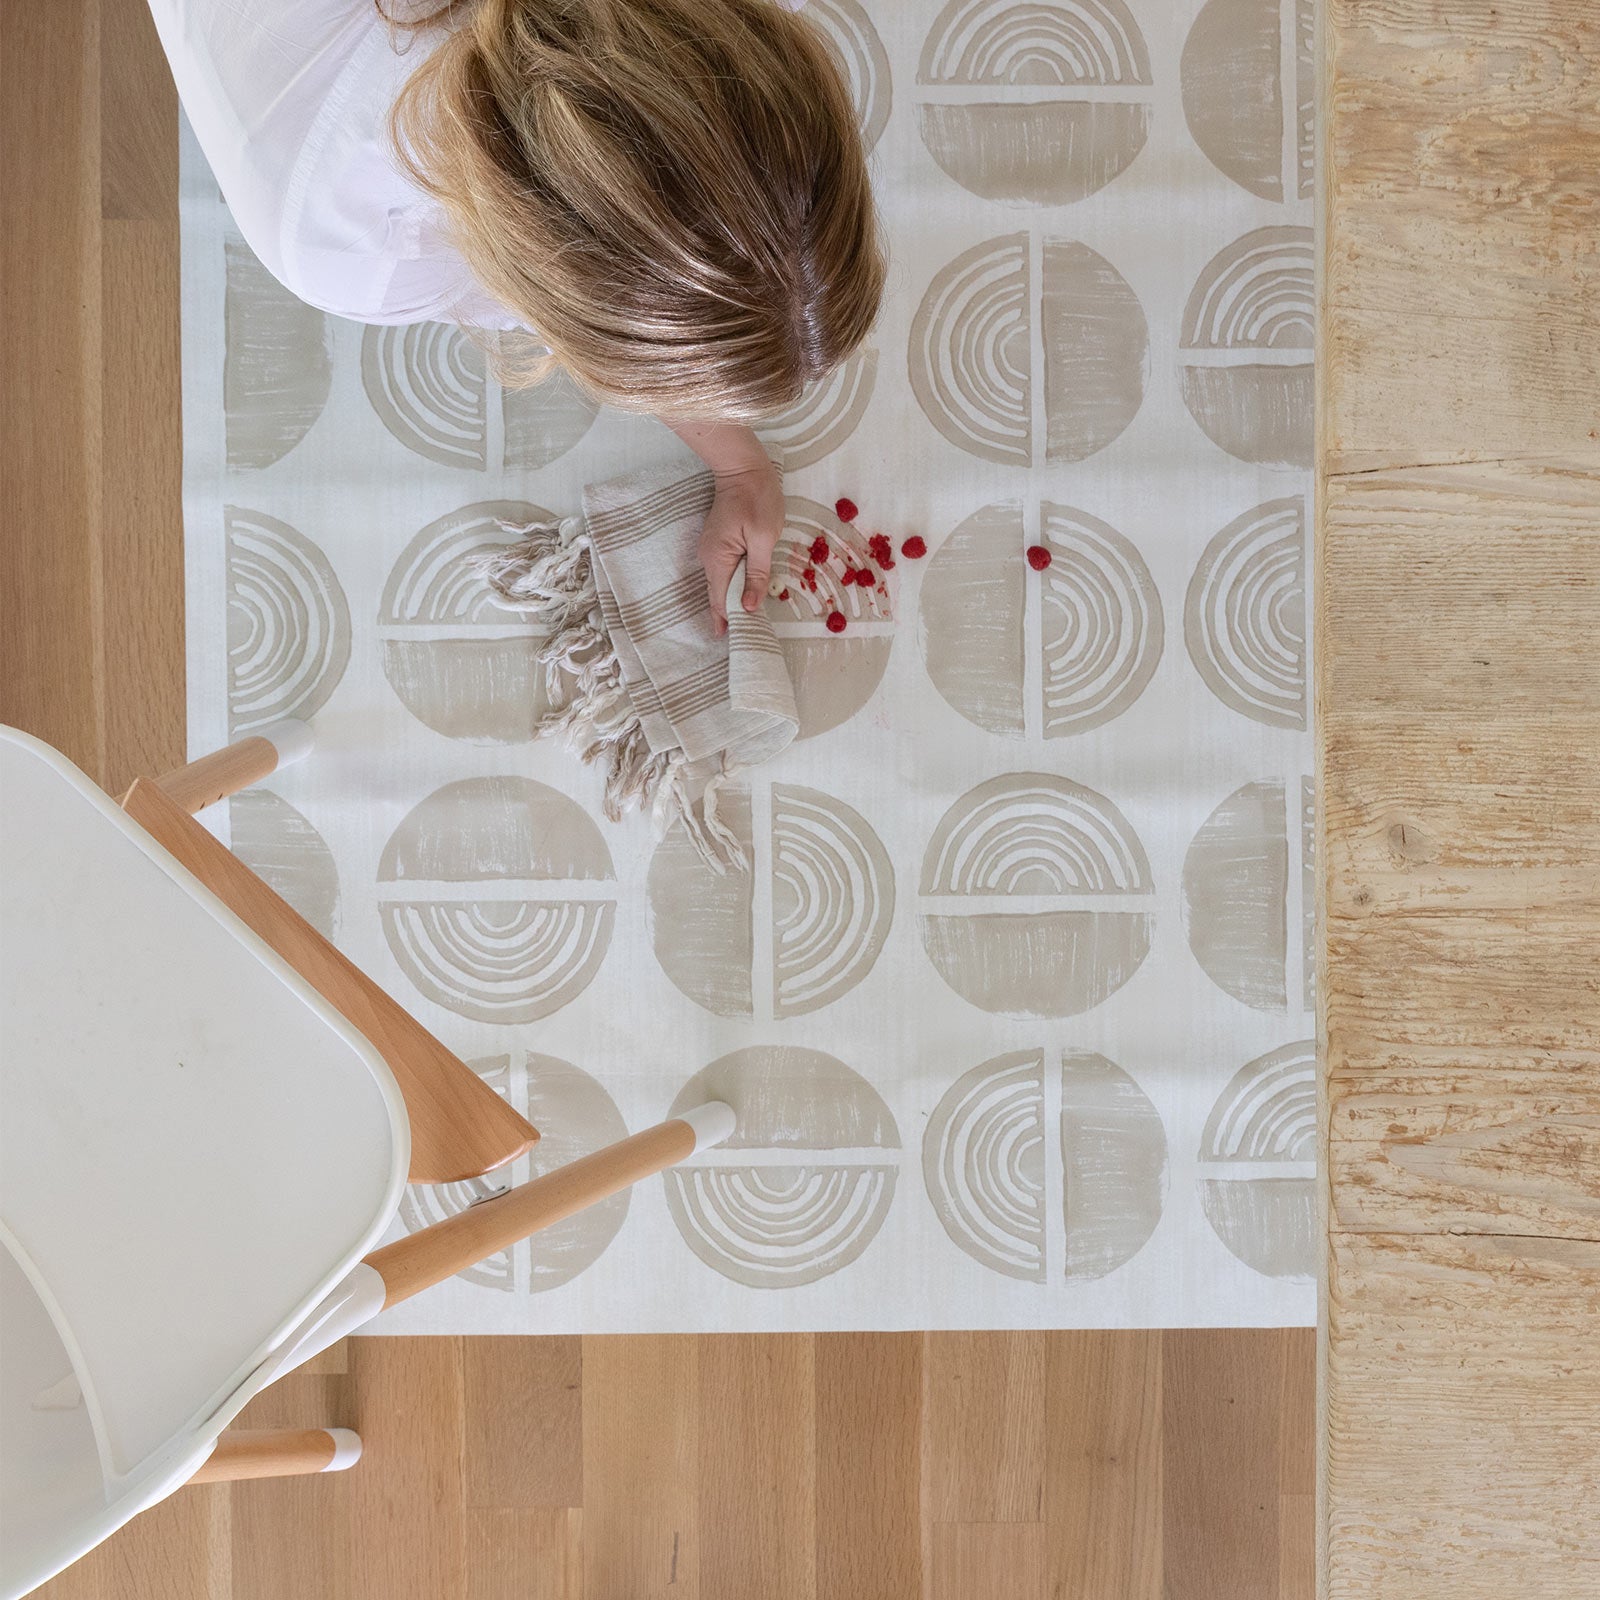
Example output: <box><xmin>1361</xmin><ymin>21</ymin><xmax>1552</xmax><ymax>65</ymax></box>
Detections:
<box><xmin>668</xmin><ymin>420</ymin><xmax>786</xmax><ymax>636</ymax></box>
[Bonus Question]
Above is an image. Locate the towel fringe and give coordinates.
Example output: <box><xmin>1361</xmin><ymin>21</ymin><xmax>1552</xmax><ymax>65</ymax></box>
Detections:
<box><xmin>481</xmin><ymin>522</ymin><xmax>746</xmax><ymax>871</ymax></box>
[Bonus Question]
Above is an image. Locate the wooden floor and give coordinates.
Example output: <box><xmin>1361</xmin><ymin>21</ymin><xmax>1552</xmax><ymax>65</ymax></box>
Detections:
<box><xmin>1321</xmin><ymin>0</ymin><xmax>1600</xmax><ymax>1593</ymax></box>
<box><xmin>2</xmin><ymin>3</ymin><xmax>1314</xmax><ymax>1597</ymax></box>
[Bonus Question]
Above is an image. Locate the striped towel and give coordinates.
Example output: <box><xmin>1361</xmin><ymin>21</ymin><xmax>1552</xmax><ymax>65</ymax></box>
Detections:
<box><xmin>481</xmin><ymin>462</ymin><xmax>798</xmax><ymax>867</ymax></box>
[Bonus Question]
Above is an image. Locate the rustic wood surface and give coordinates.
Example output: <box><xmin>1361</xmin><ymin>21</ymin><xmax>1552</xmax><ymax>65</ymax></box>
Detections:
<box><xmin>1322</xmin><ymin>0</ymin><xmax>1600</xmax><ymax>1592</ymax></box>
<box><xmin>3</xmin><ymin>2</ymin><xmax>1313</xmax><ymax>1596</ymax></box>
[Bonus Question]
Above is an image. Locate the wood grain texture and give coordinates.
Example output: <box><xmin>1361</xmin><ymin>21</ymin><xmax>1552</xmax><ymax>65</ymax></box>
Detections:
<box><xmin>1323</xmin><ymin>1</ymin><xmax>1600</xmax><ymax>1592</ymax></box>
<box><xmin>463</xmin><ymin>1337</ymin><xmax>583</xmax><ymax>1510</ymax></box>
<box><xmin>12</xmin><ymin>5</ymin><xmax>1312</xmax><ymax>1598</ymax></box>
<box><xmin>815</xmin><ymin>1334</ymin><xmax>922</xmax><ymax>1600</ymax></box>
<box><xmin>189</xmin><ymin>1430</ymin><xmax>340</xmax><ymax>1485</ymax></box>
<box><xmin>925</xmin><ymin>1331</ymin><xmax>1045</xmax><ymax>1524</ymax></box>
<box><xmin>1044</xmin><ymin>1329</ymin><xmax>1161</xmax><ymax>1600</ymax></box>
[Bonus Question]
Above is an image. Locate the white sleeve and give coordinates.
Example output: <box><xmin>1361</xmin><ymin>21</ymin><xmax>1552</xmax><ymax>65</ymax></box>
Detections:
<box><xmin>144</xmin><ymin>2</ymin><xmax>377</xmax><ymax>291</ymax></box>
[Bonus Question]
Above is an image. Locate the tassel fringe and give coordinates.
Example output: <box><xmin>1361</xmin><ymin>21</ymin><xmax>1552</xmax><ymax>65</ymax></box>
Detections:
<box><xmin>481</xmin><ymin>520</ymin><xmax>748</xmax><ymax>872</ymax></box>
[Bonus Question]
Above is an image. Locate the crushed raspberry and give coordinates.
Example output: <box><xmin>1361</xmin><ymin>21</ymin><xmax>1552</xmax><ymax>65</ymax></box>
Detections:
<box><xmin>1026</xmin><ymin>544</ymin><xmax>1053</xmax><ymax>571</ymax></box>
<box><xmin>867</xmin><ymin>532</ymin><xmax>895</xmax><ymax>569</ymax></box>
<box><xmin>808</xmin><ymin>535</ymin><xmax>831</xmax><ymax>565</ymax></box>
<box><xmin>834</xmin><ymin>497</ymin><xmax>859</xmax><ymax>523</ymax></box>
<box><xmin>825</xmin><ymin>610</ymin><xmax>847</xmax><ymax>634</ymax></box>
<box><xmin>777</xmin><ymin>588</ymin><xmax>790</xmax><ymax>602</ymax></box>
<box><xmin>853</xmin><ymin>567</ymin><xmax>875</xmax><ymax>586</ymax></box>
<box><xmin>901</xmin><ymin>535</ymin><xmax>927</xmax><ymax>560</ymax></box>
<box><xmin>802</xmin><ymin>566</ymin><xmax>818</xmax><ymax>591</ymax></box>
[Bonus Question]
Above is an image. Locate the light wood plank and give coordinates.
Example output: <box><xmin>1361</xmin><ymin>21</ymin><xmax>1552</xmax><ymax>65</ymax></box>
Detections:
<box><xmin>925</xmin><ymin>1331</ymin><xmax>1045</xmax><ymax>1525</ymax></box>
<box><xmin>1163</xmin><ymin>1331</ymin><xmax>1283</xmax><ymax>1600</ymax></box>
<box><xmin>342</xmin><ymin>1339</ymin><xmax>467</xmax><ymax>1600</ymax></box>
<box><xmin>581</xmin><ymin>1336</ymin><xmax>699</xmax><ymax>1600</ymax></box>
<box><xmin>1327</xmin><ymin>1233</ymin><xmax>1600</xmax><ymax>1590</ymax></box>
<box><xmin>815</xmin><ymin>1334</ymin><xmax>921</xmax><ymax>1600</ymax></box>
<box><xmin>697</xmin><ymin>1334</ymin><xmax>816</xmax><ymax>1600</ymax></box>
<box><xmin>463</xmin><ymin>1337</ymin><xmax>584</xmax><ymax>1510</ymax></box>
<box><xmin>466</xmin><ymin>1509</ymin><xmax>582</xmax><ymax>1600</ymax></box>
<box><xmin>930</xmin><ymin>1523</ymin><xmax>1045</xmax><ymax>1600</ymax></box>
<box><xmin>1044</xmin><ymin>1330</ymin><xmax>1161</xmax><ymax>1600</ymax></box>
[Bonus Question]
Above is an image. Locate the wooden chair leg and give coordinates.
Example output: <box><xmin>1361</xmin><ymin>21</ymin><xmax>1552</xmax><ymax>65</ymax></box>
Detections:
<box><xmin>363</xmin><ymin>1104</ymin><xmax>736</xmax><ymax>1309</ymax></box>
<box><xmin>144</xmin><ymin>719</ymin><xmax>314</xmax><ymax>815</ymax></box>
<box><xmin>187</xmin><ymin>1427</ymin><xmax>362</xmax><ymax>1485</ymax></box>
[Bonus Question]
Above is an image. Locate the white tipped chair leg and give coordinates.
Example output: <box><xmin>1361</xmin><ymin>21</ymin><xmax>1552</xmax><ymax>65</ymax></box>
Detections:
<box><xmin>187</xmin><ymin>1427</ymin><xmax>361</xmax><ymax>1485</ymax></box>
<box><xmin>678</xmin><ymin>1100</ymin><xmax>736</xmax><ymax>1150</ymax></box>
<box><xmin>365</xmin><ymin>1111</ymin><xmax>732</xmax><ymax>1309</ymax></box>
<box><xmin>148</xmin><ymin>720</ymin><xmax>315</xmax><ymax>815</ymax></box>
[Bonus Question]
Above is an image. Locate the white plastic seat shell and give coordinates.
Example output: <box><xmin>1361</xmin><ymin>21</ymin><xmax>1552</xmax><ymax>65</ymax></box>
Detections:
<box><xmin>0</xmin><ymin>727</ymin><xmax>409</xmax><ymax>1598</ymax></box>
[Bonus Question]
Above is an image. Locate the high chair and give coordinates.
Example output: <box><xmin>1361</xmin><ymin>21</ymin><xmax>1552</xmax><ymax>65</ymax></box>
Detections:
<box><xmin>0</xmin><ymin>722</ymin><xmax>733</xmax><ymax>1600</ymax></box>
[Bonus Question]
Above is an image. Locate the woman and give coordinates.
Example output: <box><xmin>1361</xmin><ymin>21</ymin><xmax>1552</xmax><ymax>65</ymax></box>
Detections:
<box><xmin>148</xmin><ymin>0</ymin><xmax>885</xmax><ymax>628</ymax></box>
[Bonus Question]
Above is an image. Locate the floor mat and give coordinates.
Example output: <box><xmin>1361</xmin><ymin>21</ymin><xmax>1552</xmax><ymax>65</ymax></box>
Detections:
<box><xmin>180</xmin><ymin>0</ymin><xmax>1316</xmax><ymax>1332</ymax></box>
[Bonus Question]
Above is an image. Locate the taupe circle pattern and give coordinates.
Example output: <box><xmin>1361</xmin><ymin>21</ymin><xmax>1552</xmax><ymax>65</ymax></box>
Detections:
<box><xmin>225</xmin><ymin>506</ymin><xmax>351</xmax><ymax>735</ymax></box>
<box><xmin>1061</xmin><ymin>1051</ymin><xmax>1167</xmax><ymax>1280</ymax></box>
<box><xmin>920</xmin><ymin>501</ymin><xmax>1163</xmax><ymax>738</ymax></box>
<box><xmin>1185</xmin><ymin>498</ymin><xmax>1307</xmax><ymax>729</ymax></box>
<box><xmin>920</xmin><ymin>772</ymin><xmax>1155</xmax><ymax>1017</ymax></box>
<box><xmin>910</xmin><ymin>233</ymin><xmax>1033</xmax><ymax>465</ymax></box>
<box><xmin>767</xmin><ymin>497</ymin><xmax>894</xmax><ymax>738</ymax></box>
<box><xmin>1197</xmin><ymin>1041</ymin><xmax>1316</xmax><ymax>1279</ymax></box>
<box><xmin>1181</xmin><ymin>0</ymin><xmax>1315</xmax><ymax>201</ymax></box>
<box><xmin>665</xmin><ymin>1047</ymin><xmax>900</xmax><ymax>1288</ymax></box>
<box><xmin>362</xmin><ymin>323</ymin><xmax>598</xmax><ymax>471</ymax></box>
<box><xmin>910</xmin><ymin>234</ymin><xmax>1147</xmax><ymax>466</ymax></box>
<box><xmin>924</xmin><ymin>1050</ymin><xmax>1046</xmax><ymax>1280</ymax></box>
<box><xmin>1182</xmin><ymin>777</ymin><xmax>1315</xmax><ymax>1013</ymax></box>
<box><xmin>377</xmin><ymin>777</ymin><xmax>616</xmax><ymax>1023</ymax></box>
<box><xmin>922</xmin><ymin>1046</ymin><xmax>1168</xmax><ymax>1281</ymax></box>
<box><xmin>647</xmin><ymin>783</ymin><xmax>895</xmax><ymax>1020</ymax></box>
<box><xmin>917</xmin><ymin>0</ymin><xmax>1153</xmax><ymax>205</ymax></box>
<box><xmin>1179</xmin><ymin>227</ymin><xmax>1314</xmax><ymax>468</ymax></box>
<box><xmin>224</xmin><ymin>233</ymin><xmax>331</xmax><ymax>470</ymax></box>
<box><xmin>808</xmin><ymin>0</ymin><xmax>893</xmax><ymax>154</ymax></box>
<box><xmin>228</xmin><ymin>789</ymin><xmax>340</xmax><ymax>941</ymax></box>
<box><xmin>379</xmin><ymin>500</ymin><xmax>555</xmax><ymax>745</ymax></box>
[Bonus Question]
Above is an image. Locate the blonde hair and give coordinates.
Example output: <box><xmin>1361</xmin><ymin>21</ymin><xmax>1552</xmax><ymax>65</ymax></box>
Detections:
<box><xmin>386</xmin><ymin>0</ymin><xmax>886</xmax><ymax>422</ymax></box>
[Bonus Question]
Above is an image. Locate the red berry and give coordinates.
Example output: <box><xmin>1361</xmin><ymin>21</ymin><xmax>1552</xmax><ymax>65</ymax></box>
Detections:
<box><xmin>808</xmin><ymin>535</ymin><xmax>831</xmax><ymax>565</ymax></box>
<box><xmin>802</xmin><ymin>566</ymin><xmax>818</xmax><ymax>591</ymax></box>
<box><xmin>901</xmin><ymin>535</ymin><xmax>927</xmax><ymax>560</ymax></box>
<box><xmin>825</xmin><ymin>610</ymin><xmax>847</xmax><ymax>634</ymax></box>
<box><xmin>868</xmin><ymin>532</ymin><xmax>895</xmax><ymax>569</ymax></box>
<box><xmin>777</xmin><ymin>588</ymin><xmax>790</xmax><ymax>602</ymax></box>
<box><xmin>855</xmin><ymin>568</ymin><xmax>875</xmax><ymax>586</ymax></box>
<box><xmin>1026</xmin><ymin>544</ymin><xmax>1053</xmax><ymax>571</ymax></box>
<box><xmin>835</xmin><ymin>497</ymin><xmax>859</xmax><ymax>523</ymax></box>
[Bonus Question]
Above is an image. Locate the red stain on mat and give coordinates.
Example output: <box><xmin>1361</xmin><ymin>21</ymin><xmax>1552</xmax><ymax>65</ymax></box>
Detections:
<box><xmin>834</xmin><ymin>497</ymin><xmax>859</xmax><ymax>523</ymax></box>
<box><xmin>825</xmin><ymin>610</ymin><xmax>847</xmax><ymax>634</ymax></box>
<box><xmin>901</xmin><ymin>535</ymin><xmax>927</xmax><ymax>560</ymax></box>
<box><xmin>809</xmin><ymin>535</ymin><xmax>831</xmax><ymax>565</ymax></box>
<box><xmin>1026</xmin><ymin>544</ymin><xmax>1053</xmax><ymax>571</ymax></box>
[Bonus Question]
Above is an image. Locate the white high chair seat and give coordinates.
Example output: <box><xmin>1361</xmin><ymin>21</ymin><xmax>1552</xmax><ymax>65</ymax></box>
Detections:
<box><xmin>0</xmin><ymin>728</ymin><xmax>409</xmax><ymax>1598</ymax></box>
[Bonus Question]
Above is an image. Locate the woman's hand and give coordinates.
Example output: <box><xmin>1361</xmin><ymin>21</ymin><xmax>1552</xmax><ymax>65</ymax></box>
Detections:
<box><xmin>668</xmin><ymin>420</ymin><xmax>785</xmax><ymax>634</ymax></box>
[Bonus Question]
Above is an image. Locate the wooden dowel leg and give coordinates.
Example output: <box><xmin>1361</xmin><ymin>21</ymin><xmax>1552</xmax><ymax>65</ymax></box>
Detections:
<box><xmin>144</xmin><ymin>720</ymin><xmax>313</xmax><ymax>814</ymax></box>
<box><xmin>187</xmin><ymin>1427</ymin><xmax>362</xmax><ymax>1485</ymax></box>
<box><xmin>364</xmin><ymin>1105</ymin><xmax>734</xmax><ymax>1310</ymax></box>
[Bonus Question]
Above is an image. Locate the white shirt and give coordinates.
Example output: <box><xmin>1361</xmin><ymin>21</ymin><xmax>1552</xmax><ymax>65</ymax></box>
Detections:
<box><xmin>149</xmin><ymin>0</ymin><xmax>805</xmax><ymax>329</ymax></box>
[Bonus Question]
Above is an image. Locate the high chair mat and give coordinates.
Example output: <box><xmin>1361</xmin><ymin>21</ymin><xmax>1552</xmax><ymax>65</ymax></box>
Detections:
<box><xmin>179</xmin><ymin>0</ymin><xmax>1315</xmax><ymax>1333</ymax></box>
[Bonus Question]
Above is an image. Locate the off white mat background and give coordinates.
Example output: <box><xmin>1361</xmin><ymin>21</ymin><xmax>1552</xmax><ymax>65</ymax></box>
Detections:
<box><xmin>180</xmin><ymin>0</ymin><xmax>1316</xmax><ymax>1333</ymax></box>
